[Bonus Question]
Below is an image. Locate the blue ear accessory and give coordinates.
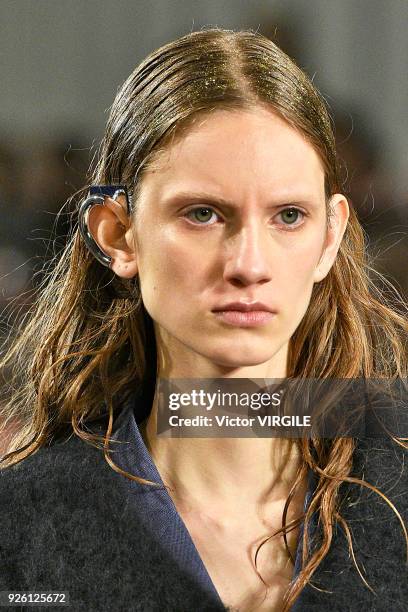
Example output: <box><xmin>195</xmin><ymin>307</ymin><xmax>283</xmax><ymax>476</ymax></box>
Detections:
<box><xmin>78</xmin><ymin>185</ymin><xmax>131</xmax><ymax>268</ymax></box>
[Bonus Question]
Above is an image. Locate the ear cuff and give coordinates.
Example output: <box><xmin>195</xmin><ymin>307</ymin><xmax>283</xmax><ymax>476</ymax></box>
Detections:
<box><xmin>78</xmin><ymin>185</ymin><xmax>131</xmax><ymax>268</ymax></box>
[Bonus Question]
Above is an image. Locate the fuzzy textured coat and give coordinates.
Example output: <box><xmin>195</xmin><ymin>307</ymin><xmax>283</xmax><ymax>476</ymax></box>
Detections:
<box><xmin>0</xmin><ymin>398</ymin><xmax>407</xmax><ymax>612</ymax></box>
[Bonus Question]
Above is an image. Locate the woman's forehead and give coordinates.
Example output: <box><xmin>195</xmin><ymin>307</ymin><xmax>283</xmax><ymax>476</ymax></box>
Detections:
<box><xmin>139</xmin><ymin>108</ymin><xmax>326</xmax><ymax>204</ymax></box>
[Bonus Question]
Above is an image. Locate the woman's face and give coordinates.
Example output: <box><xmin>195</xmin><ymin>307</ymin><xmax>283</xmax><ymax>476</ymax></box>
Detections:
<box><xmin>128</xmin><ymin>108</ymin><xmax>348</xmax><ymax>375</ymax></box>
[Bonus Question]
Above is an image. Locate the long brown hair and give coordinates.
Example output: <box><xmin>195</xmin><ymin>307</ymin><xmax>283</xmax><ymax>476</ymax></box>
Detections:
<box><xmin>1</xmin><ymin>28</ymin><xmax>407</xmax><ymax>610</ymax></box>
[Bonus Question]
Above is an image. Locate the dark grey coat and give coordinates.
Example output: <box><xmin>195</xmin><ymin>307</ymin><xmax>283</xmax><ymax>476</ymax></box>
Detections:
<box><xmin>0</xmin><ymin>399</ymin><xmax>407</xmax><ymax>611</ymax></box>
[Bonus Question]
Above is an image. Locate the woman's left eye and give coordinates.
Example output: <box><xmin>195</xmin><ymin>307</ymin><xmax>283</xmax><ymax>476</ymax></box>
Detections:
<box><xmin>184</xmin><ymin>207</ymin><xmax>220</xmax><ymax>225</ymax></box>
<box><xmin>276</xmin><ymin>208</ymin><xmax>305</xmax><ymax>228</ymax></box>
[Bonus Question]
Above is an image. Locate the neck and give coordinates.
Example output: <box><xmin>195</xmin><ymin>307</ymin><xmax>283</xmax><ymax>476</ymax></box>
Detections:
<box><xmin>142</xmin><ymin>336</ymin><xmax>300</xmax><ymax>520</ymax></box>
<box><xmin>142</xmin><ymin>391</ymin><xmax>302</xmax><ymax>521</ymax></box>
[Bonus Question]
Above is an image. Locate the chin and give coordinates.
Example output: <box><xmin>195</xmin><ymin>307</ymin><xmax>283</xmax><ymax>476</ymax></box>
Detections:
<box><xmin>206</xmin><ymin>345</ymin><xmax>279</xmax><ymax>369</ymax></box>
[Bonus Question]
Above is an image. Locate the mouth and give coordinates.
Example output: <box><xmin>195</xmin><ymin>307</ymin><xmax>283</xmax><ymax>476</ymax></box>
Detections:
<box><xmin>211</xmin><ymin>302</ymin><xmax>276</xmax><ymax>328</ymax></box>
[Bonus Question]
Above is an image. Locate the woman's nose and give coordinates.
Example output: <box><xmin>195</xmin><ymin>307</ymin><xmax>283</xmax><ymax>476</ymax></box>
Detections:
<box><xmin>222</xmin><ymin>223</ymin><xmax>272</xmax><ymax>287</ymax></box>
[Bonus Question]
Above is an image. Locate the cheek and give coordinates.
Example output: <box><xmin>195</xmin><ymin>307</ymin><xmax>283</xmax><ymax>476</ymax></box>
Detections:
<box><xmin>136</xmin><ymin>229</ymin><xmax>207</xmax><ymax>311</ymax></box>
<box><xmin>287</xmin><ymin>249</ymin><xmax>320</xmax><ymax>290</ymax></box>
<box><xmin>277</xmin><ymin>234</ymin><xmax>324</xmax><ymax>311</ymax></box>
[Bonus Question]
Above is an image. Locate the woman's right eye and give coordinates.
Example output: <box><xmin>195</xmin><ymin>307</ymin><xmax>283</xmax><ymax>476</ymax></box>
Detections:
<box><xmin>184</xmin><ymin>207</ymin><xmax>221</xmax><ymax>225</ymax></box>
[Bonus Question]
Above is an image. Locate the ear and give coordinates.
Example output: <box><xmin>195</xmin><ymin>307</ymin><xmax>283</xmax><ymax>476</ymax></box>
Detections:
<box><xmin>313</xmin><ymin>194</ymin><xmax>350</xmax><ymax>283</ymax></box>
<box><xmin>87</xmin><ymin>195</ymin><xmax>138</xmax><ymax>278</ymax></box>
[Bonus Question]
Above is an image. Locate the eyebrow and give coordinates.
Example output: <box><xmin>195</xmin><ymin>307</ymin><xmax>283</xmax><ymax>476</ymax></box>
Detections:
<box><xmin>161</xmin><ymin>190</ymin><xmax>320</xmax><ymax>210</ymax></box>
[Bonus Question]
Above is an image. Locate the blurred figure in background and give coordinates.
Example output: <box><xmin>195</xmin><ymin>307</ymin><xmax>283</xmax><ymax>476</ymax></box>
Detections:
<box><xmin>0</xmin><ymin>135</ymin><xmax>89</xmax><ymax>315</ymax></box>
<box><xmin>334</xmin><ymin>107</ymin><xmax>408</xmax><ymax>298</ymax></box>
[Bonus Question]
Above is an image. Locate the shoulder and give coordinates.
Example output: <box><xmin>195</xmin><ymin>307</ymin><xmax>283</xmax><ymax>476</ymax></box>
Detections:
<box><xmin>298</xmin><ymin>436</ymin><xmax>408</xmax><ymax>610</ymax></box>
<box><xmin>0</xmin><ymin>427</ymin><xmax>132</xmax><ymax>520</ymax></box>
<box><xmin>0</xmin><ymin>398</ymin><xmax>137</xmax><ymax>487</ymax></box>
<box><xmin>351</xmin><ymin>435</ymin><xmax>408</xmax><ymax>504</ymax></box>
<box><xmin>346</xmin><ymin>436</ymin><xmax>408</xmax><ymax>554</ymax></box>
<box><xmin>346</xmin><ymin>436</ymin><xmax>408</xmax><ymax>567</ymax></box>
<box><xmin>0</xmin><ymin>427</ymin><xmax>137</xmax><ymax>577</ymax></box>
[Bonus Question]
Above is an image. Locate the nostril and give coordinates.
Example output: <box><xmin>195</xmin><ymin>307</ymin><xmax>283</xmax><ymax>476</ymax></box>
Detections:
<box><xmin>226</xmin><ymin>275</ymin><xmax>271</xmax><ymax>288</ymax></box>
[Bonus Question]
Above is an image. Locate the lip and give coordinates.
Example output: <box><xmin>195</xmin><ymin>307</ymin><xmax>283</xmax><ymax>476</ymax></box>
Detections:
<box><xmin>212</xmin><ymin>301</ymin><xmax>275</xmax><ymax>313</ymax></box>
<box><xmin>212</xmin><ymin>301</ymin><xmax>276</xmax><ymax>328</ymax></box>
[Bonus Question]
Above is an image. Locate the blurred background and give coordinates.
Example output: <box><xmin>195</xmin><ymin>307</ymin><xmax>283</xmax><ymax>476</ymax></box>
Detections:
<box><xmin>1</xmin><ymin>0</ymin><xmax>407</xmax><ymax>344</ymax></box>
